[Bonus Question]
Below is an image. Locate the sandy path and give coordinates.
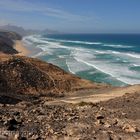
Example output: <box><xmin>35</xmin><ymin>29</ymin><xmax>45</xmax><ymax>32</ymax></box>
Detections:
<box><xmin>47</xmin><ymin>85</ymin><xmax>140</xmax><ymax>104</ymax></box>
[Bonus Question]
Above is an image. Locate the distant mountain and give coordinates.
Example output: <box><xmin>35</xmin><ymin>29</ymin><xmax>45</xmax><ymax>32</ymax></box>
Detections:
<box><xmin>42</xmin><ymin>28</ymin><xmax>59</xmax><ymax>34</ymax></box>
<box><xmin>0</xmin><ymin>31</ymin><xmax>22</xmax><ymax>40</ymax></box>
<box><xmin>0</xmin><ymin>25</ymin><xmax>59</xmax><ymax>36</ymax></box>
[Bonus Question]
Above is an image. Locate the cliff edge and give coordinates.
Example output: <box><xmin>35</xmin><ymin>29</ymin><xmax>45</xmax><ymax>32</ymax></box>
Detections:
<box><xmin>0</xmin><ymin>31</ymin><xmax>22</xmax><ymax>54</ymax></box>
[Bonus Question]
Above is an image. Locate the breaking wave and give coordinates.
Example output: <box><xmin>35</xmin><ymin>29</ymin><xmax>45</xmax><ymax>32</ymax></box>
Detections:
<box><xmin>23</xmin><ymin>35</ymin><xmax>140</xmax><ymax>86</ymax></box>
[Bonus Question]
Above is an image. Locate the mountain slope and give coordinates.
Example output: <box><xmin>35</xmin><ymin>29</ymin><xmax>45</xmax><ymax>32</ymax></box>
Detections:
<box><xmin>0</xmin><ymin>25</ymin><xmax>59</xmax><ymax>36</ymax></box>
<box><xmin>0</xmin><ymin>31</ymin><xmax>22</xmax><ymax>54</ymax></box>
<box><xmin>0</xmin><ymin>55</ymin><xmax>108</xmax><ymax>97</ymax></box>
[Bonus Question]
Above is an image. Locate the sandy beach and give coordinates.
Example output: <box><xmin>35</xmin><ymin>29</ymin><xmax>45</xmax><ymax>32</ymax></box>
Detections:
<box><xmin>14</xmin><ymin>40</ymin><xmax>30</xmax><ymax>56</ymax></box>
<box><xmin>14</xmin><ymin>39</ymin><xmax>43</xmax><ymax>57</ymax></box>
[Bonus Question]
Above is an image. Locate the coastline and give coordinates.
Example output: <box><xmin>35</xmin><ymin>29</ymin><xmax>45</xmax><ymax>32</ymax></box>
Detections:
<box><xmin>14</xmin><ymin>40</ymin><xmax>30</xmax><ymax>56</ymax></box>
<box><xmin>0</xmin><ymin>31</ymin><xmax>140</xmax><ymax>139</ymax></box>
<box><xmin>14</xmin><ymin>38</ymin><xmax>43</xmax><ymax>57</ymax></box>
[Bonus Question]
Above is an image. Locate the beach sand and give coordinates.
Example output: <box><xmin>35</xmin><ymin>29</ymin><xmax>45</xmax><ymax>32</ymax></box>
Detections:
<box><xmin>14</xmin><ymin>40</ymin><xmax>43</xmax><ymax>57</ymax></box>
<box><xmin>14</xmin><ymin>40</ymin><xmax>30</xmax><ymax>56</ymax></box>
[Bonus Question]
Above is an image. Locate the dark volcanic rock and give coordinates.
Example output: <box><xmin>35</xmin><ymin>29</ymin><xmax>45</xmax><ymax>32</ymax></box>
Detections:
<box><xmin>0</xmin><ymin>31</ymin><xmax>22</xmax><ymax>40</ymax></box>
<box><xmin>0</xmin><ymin>31</ymin><xmax>22</xmax><ymax>54</ymax></box>
<box><xmin>0</xmin><ymin>35</ymin><xmax>18</xmax><ymax>54</ymax></box>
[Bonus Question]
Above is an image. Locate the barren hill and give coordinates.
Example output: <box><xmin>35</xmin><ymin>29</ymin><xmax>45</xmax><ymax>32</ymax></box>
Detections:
<box><xmin>0</xmin><ymin>31</ymin><xmax>22</xmax><ymax>54</ymax></box>
<box><xmin>0</xmin><ymin>55</ymin><xmax>108</xmax><ymax>97</ymax></box>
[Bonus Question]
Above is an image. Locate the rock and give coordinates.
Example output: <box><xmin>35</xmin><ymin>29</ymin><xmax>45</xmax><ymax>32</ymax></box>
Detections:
<box><xmin>96</xmin><ymin>114</ymin><xmax>104</xmax><ymax>120</ymax></box>
<box><xmin>112</xmin><ymin>119</ymin><xmax>118</xmax><ymax>125</ymax></box>
<box><xmin>31</xmin><ymin>135</ymin><xmax>39</xmax><ymax>139</ymax></box>
<box><xmin>13</xmin><ymin>111</ymin><xmax>20</xmax><ymax>116</ymax></box>
<box><xmin>121</xmin><ymin>112</ymin><xmax>127</xmax><ymax>116</ymax></box>
<box><xmin>96</xmin><ymin>119</ymin><xmax>105</xmax><ymax>125</ymax></box>
<box><xmin>95</xmin><ymin>114</ymin><xmax>105</xmax><ymax>125</ymax></box>
<box><xmin>49</xmin><ymin>128</ymin><xmax>54</xmax><ymax>134</ymax></box>
<box><xmin>99</xmin><ymin>107</ymin><xmax>104</xmax><ymax>111</ymax></box>
<box><xmin>14</xmin><ymin>134</ymin><xmax>19</xmax><ymax>140</ymax></box>
<box><xmin>122</xmin><ymin>124</ymin><xmax>137</xmax><ymax>133</ymax></box>
<box><xmin>104</xmin><ymin>123</ymin><xmax>111</xmax><ymax>128</ymax></box>
<box><xmin>6</xmin><ymin>118</ymin><xmax>22</xmax><ymax>131</ymax></box>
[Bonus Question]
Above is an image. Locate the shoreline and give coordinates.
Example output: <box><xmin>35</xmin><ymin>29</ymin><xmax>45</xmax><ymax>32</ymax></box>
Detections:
<box><xmin>14</xmin><ymin>39</ymin><xmax>43</xmax><ymax>57</ymax></box>
<box><xmin>14</xmin><ymin>40</ymin><xmax>30</xmax><ymax>56</ymax></box>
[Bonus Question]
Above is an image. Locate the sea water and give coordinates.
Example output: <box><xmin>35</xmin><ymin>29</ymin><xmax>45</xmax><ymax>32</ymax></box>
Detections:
<box><xmin>23</xmin><ymin>34</ymin><xmax>140</xmax><ymax>86</ymax></box>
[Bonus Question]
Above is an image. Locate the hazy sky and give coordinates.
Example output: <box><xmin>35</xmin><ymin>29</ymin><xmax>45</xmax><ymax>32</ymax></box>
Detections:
<box><xmin>0</xmin><ymin>0</ymin><xmax>140</xmax><ymax>33</ymax></box>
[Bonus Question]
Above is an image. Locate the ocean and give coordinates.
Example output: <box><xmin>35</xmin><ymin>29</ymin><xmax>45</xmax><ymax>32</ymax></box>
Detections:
<box><xmin>23</xmin><ymin>34</ymin><xmax>140</xmax><ymax>86</ymax></box>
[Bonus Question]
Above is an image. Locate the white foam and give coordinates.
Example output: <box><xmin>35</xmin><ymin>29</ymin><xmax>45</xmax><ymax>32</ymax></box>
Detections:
<box><xmin>133</xmin><ymin>64</ymin><xmax>140</xmax><ymax>67</ymax></box>
<box><xmin>45</xmin><ymin>37</ymin><xmax>135</xmax><ymax>49</ymax></box>
<box><xmin>108</xmin><ymin>51</ymin><xmax>140</xmax><ymax>62</ymax></box>
<box><xmin>24</xmin><ymin>35</ymin><xmax>140</xmax><ymax>85</ymax></box>
<box><xmin>95</xmin><ymin>50</ymin><xmax>108</xmax><ymax>54</ymax></box>
<box><xmin>66</xmin><ymin>58</ymin><xmax>92</xmax><ymax>74</ymax></box>
<box><xmin>45</xmin><ymin>38</ymin><xmax>102</xmax><ymax>45</ymax></box>
<box><xmin>29</xmin><ymin>36</ymin><xmax>74</xmax><ymax>50</ymax></box>
<box><xmin>72</xmin><ymin>48</ymin><xmax>140</xmax><ymax>85</ymax></box>
<box><xmin>74</xmin><ymin>57</ymin><xmax>140</xmax><ymax>85</ymax></box>
<box><xmin>58</xmin><ymin>55</ymin><xmax>66</xmax><ymax>58</ymax></box>
<box><xmin>111</xmin><ymin>51</ymin><xmax>121</xmax><ymax>54</ymax></box>
<box><xmin>33</xmin><ymin>51</ymin><xmax>47</xmax><ymax>57</ymax></box>
<box><xmin>66</xmin><ymin>60</ymin><xmax>75</xmax><ymax>74</ymax></box>
<box><xmin>125</xmin><ymin>53</ymin><xmax>140</xmax><ymax>59</ymax></box>
<box><xmin>102</xmin><ymin>44</ymin><xmax>134</xmax><ymax>48</ymax></box>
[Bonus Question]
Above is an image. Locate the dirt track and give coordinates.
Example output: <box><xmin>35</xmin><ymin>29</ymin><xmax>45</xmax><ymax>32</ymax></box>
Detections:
<box><xmin>47</xmin><ymin>84</ymin><xmax>140</xmax><ymax>105</ymax></box>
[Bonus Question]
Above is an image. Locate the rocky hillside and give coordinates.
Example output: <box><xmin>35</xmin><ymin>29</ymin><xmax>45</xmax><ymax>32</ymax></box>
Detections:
<box><xmin>0</xmin><ymin>31</ymin><xmax>22</xmax><ymax>40</ymax></box>
<box><xmin>0</xmin><ymin>31</ymin><xmax>22</xmax><ymax>54</ymax></box>
<box><xmin>0</xmin><ymin>55</ymin><xmax>107</xmax><ymax>97</ymax></box>
<box><xmin>0</xmin><ymin>90</ymin><xmax>139</xmax><ymax>139</ymax></box>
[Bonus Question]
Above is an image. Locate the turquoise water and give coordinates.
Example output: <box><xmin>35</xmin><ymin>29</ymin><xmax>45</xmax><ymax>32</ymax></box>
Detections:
<box><xmin>23</xmin><ymin>34</ymin><xmax>140</xmax><ymax>86</ymax></box>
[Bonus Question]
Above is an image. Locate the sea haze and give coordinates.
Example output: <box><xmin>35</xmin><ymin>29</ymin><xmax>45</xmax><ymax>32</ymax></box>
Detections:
<box><xmin>23</xmin><ymin>34</ymin><xmax>140</xmax><ymax>86</ymax></box>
